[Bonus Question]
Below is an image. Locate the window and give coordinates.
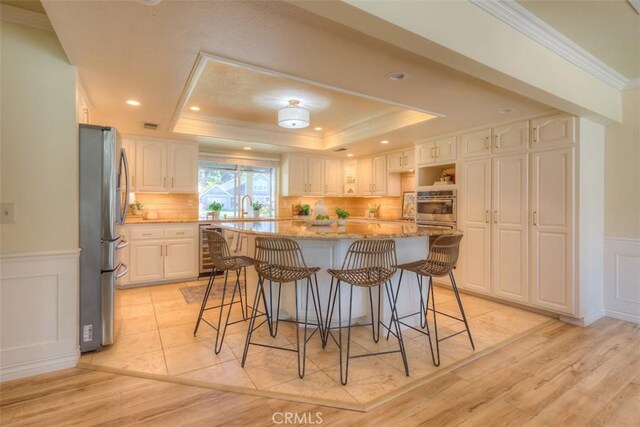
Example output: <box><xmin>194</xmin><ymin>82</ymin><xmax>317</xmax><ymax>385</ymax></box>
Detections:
<box><xmin>198</xmin><ymin>158</ymin><xmax>277</xmax><ymax>218</ymax></box>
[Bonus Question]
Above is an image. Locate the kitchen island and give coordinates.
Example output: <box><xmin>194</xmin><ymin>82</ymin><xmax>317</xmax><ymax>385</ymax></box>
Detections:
<box><xmin>214</xmin><ymin>219</ymin><xmax>457</xmax><ymax>327</ymax></box>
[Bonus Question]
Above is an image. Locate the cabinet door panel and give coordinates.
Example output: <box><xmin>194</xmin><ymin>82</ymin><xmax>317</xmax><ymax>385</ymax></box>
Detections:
<box><xmin>343</xmin><ymin>160</ymin><xmax>358</xmax><ymax>196</ymax></box>
<box><xmin>121</xmin><ymin>137</ymin><xmax>136</xmax><ymax>191</ymax></box>
<box><xmin>436</xmin><ymin>136</ymin><xmax>457</xmax><ymax>162</ymax></box>
<box><xmin>459</xmin><ymin>159</ymin><xmax>491</xmax><ymax>294</ymax></box>
<box><xmin>372</xmin><ymin>155</ymin><xmax>387</xmax><ymax>195</ymax></box>
<box><xmin>493</xmin><ymin>121</ymin><xmax>528</xmax><ymax>154</ymax></box>
<box><xmin>168</xmin><ymin>143</ymin><xmax>198</xmax><ymax>193</ymax></box>
<box><xmin>324</xmin><ymin>159</ymin><xmax>342</xmax><ymax>196</ymax></box>
<box><xmin>164</xmin><ymin>239</ymin><xmax>197</xmax><ymax>280</ymax></box>
<box><xmin>307</xmin><ymin>157</ymin><xmax>325</xmax><ymax>196</ymax></box>
<box><xmin>531</xmin><ymin>148</ymin><xmax>574</xmax><ymax>314</ymax></box>
<box><xmin>129</xmin><ymin>240</ymin><xmax>164</xmax><ymax>283</ymax></box>
<box><xmin>460</xmin><ymin>129</ymin><xmax>490</xmax><ymax>159</ymax></box>
<box><xmin>532</xmin><ymin>114</ymin><xmax>576</xmax><ymax>149</ymax></box>
<box><xmin>417</xmin><ymin>142</ymin><xmax>436</xmax><ymax>165</ymax></box>
<box><xmin>357</xmin><ymin>158</ymin><xmax>372</xmax><ymax>195</ymax></box>
<box><xmin>404</xmin><ymin>149</ymin><xmax>415</xmax><ymax>170</ymax></box>
<box><xmin>387</xmin><ymin>151</ymin><xmax>404</xmax><ymax>172</ymax></box>
<box><xmin>492</xmin><ymin>154</ymin><xmax>528</xmax><ymax>302</ymax></box>
<box><xmin>286</xmin><ymin>155</ymin><xmax>307</xmax><ymax>196</ymax></box>
<box><xmin>136</xmin><ymin>140</ymin><xmax>167</xmax><ymax>192</ymax></box>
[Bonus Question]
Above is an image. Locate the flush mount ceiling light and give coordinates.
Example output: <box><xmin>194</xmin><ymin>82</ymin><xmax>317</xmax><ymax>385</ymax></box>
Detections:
<box><xmin>126</xmin><ymin>99</ymin><xmax>141</xmax><ymax>106</ymax></box>
<box><xmin>278</xmin><ymin>99</ymin><xmax>309</xmax><ymax>129</ymax></box>
<box><xmin>388</xmin><ymin>71</ymin><xmax>408</xmax><ymax>81</ymax></box>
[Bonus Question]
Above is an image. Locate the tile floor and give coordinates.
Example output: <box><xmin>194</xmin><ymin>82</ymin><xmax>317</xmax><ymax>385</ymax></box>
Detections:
<box><xmin>78</xmin><ymin>279</ymin><xmax>553</xmax><ymax>410</ymax></box>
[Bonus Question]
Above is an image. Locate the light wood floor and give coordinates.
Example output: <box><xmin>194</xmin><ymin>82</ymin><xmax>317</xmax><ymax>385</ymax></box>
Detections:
<box><xmin>1</xmin><ymin>317</ymin><xmax>638</xmax><ymax>426</ymax></box>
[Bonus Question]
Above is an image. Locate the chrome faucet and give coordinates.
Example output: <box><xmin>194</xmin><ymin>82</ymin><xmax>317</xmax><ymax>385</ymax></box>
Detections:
<box><xmin>240</xmin><ymin>194</ymin><xmax>253</xmax><ymax>219</ymax></box>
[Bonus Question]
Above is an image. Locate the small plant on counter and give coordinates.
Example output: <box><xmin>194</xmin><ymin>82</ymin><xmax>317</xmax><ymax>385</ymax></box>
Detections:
<box><xmin>335</xmin><ymin>207</ymin><xmax>350</xmax><ymax>226</ymax></box>
<box><xmin>294</xmin><ymin>204</ymin><xmax>311</xmax><ymax>216</ymax></box>
<box><xmin>208</xmin><ymin>201</ymin><xmax>224</xmax><ymax>211</ymax></box>
<box><xmin>129</xmin><ymin>200</ymin><xmax>144</xmax><ymax>215</ymax></box>
<box><xmin>335</xmin><ymin>208</ymin><xmax>350</xmax><ymax>219</ymax></box>
<box><xmin>251</xmin><ymin>201</ymin><xmax>264</xmax><ymax>218</ymax></box>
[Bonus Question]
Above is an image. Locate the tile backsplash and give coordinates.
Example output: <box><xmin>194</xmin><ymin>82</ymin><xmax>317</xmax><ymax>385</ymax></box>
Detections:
<box><xmin>133</xmin><ymin>193</ymin><xmax>199</xmax><ymax>220</ymax></box>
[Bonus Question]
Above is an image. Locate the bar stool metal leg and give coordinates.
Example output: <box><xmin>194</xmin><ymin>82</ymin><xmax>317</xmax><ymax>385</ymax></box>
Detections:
<box><xmin>385</xmin><ymin>280</ymin><xmax>409</xmax><ymax>376</ymax></box>
<box><xmin>242</xmin><ymin>276</ymin><xmax>266</xmax><ymax>367</ymax></box>
<box><xmin>214</xmin><ymin>269</ymin><xmax>240</xmax><ymax>354</ymax></box>
<box><xmin>426</xmin><ymin>276</ymin><xmax>440</xmax><ymax>366</ymax></box>
<box><xmin>194</xmin><ymin>267</ymin><xmax>217</xmax><ymax>337</ymax></box>
<box><xmin>450</xmin><ymin>272</ymin><xmax>475</xmax><ymax>350</ymax></box>
<box><xmin>369</xmin><ymin>286</ymin><xmax>381</xmax><ymax>343</ymax></box>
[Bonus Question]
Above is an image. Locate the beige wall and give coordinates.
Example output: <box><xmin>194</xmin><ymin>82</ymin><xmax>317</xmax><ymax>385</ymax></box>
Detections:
<box><xmin>0</xmin><ymin>22</ymin><xmax>77</xmax><ymax>254</ymax></box>
<box><xmin>604</xmin><ymin>88</ymin><xmax>640</xmax><ymax>239</ymax></box>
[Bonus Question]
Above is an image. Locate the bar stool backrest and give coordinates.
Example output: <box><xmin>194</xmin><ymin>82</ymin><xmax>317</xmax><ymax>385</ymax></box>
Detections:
<box><xmin>206</xmin><ymin>230</ymin><xmax>232</xmax><ymax>269</ymax></box>
<box><xmin>426</xmin><ymin>234</ymin><xmax>464</xmax><ymax>276</ymax></box>
<box><xmin>254</xmin><ymin>236</ymin><xmax>308</xmax><ymax>271</ymax></box>
<box><xmin>340</xmin><ymin>239</ymin><xmax>398</xmax><ymax>286</ymax></box>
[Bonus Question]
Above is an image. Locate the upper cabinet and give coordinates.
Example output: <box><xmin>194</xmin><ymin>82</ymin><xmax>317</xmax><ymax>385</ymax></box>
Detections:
<box><xmin>387</xmin><ymin>148</ymin><xmax>415</xmax><ymax>173</ymax></box>
<box><xmin>281</xmin><ymin>154</ymin><xmax>325</xmax><ymax>196</ymax></box>
<box><xmin>417</xmin><ymin>136</ymin><xmax>456</xmax><ymax>165</ymax></box>
<box><xmin>135</xmin><ymin>138</ymin><xmax>198</xmax><ymax>193</ymax></box>
<box><xmin>324</xmin><ymin>158</ymin><xmax>342</xmax><ymax>196</ymax></box>
<box><xmin>531</xmin><ymin>114</ymin><xmax>576</xmax><ymax>149</ymax></box>
<box><xmin>460</xmin><ymin>121</ymin><xmax>529</xmax><ymax>159</ymax></box>
<box><xmin>358</xmin><ymin>155</ymin><xmax>400</xmax><ymax>196</ymax></box>
<box><xmin>343</xmin><ymin>160</ymin><xmax>358</xmax><ymax>196</ymax></box>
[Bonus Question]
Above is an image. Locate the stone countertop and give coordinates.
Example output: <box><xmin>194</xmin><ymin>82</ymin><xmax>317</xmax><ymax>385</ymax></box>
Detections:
<box><xmin>125</xmin><ymin>217</ymin><xmax>279</xmax><ymax>225</ymax></box>
<box><xmin>215</xmin><ymin>219</ymin><xmax>458</xmax><ymax>240</ymax></box>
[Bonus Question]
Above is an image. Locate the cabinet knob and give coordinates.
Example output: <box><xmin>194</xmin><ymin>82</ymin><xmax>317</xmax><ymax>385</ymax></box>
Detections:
<box><xmin>533</xmin><ymin>211</ymin><xmax>537</xmax><ymax>225</ymax></box>
<box><xmin>494</xmin><ymin>210</ymin><xmax>498</xmax><ymax>223</ymax></box>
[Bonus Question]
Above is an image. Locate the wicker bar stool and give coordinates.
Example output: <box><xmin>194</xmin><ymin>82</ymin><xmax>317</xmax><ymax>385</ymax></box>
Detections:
<box><xmin>388</xmin><ymin>233</ymin><xmax>473</xmax><ymax>366</ymax></box>
<box><xmin>193</xmin><ymin>230</ymin><xmax>254</xmax><ymax>354</ymax></box>
<box><xmin>324</xmin><ymin>239</ymin><xmax>409</xmax><ymax>385</ymax></box>
<box><xmin>241</xmin><ymin>236</ymin><xmax>324</xmax><ymax>379</ymax></box>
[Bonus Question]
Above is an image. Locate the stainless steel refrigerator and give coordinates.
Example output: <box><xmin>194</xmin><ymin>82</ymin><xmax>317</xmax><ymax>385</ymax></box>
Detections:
<box><xmin>79</xmin><ymin>124</ymin><xmax>130</xmax><ymax>352</ymax></box>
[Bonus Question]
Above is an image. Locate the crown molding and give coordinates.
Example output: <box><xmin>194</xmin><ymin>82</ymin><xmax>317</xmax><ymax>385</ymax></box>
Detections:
<box><xmin>0</xmin><ymin>4</ymin><xmax>52</xmax><ymax>31</ymax></box>
<box><xmin>470</xmin><ymin>0</ymin><xmax>633</xmax><ymax>91</ymax></box>
<box><xmin>624</xmin><ymin>77</ymin><xmax>640</xmax><ymax>90</ymax></box>
<box><xmin>628</xmin><ymin>0</ymin><xmax>640</xmax><ymax>15</ymax></box>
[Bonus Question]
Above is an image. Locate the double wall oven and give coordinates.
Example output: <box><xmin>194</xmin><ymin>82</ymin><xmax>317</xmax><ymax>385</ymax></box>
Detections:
<box><xmin>416</xmin><ymin>189</ymin><xmax>457</xmax><ymax>229</ymax></box>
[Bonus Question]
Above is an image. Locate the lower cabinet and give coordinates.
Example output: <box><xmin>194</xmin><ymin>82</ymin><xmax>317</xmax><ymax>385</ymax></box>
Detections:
<box><xmin>126</xmin><ymin>224</ymin><xmax>198</xmax><ymax>285</ymax></box>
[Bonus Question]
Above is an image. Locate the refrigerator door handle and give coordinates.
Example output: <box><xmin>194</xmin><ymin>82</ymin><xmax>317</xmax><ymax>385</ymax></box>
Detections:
<box><xmin>116</xmin><ymin>238</ymin><xmax>129</xmax><ymax>250</ymax></box>
<box><xmin>114</xmin><ymin>263</ymin><xmax>129</xmax><ymax>279</ymax></box>
<box><xmin>119</xmin><ymin>148</ymin><xmax>130</xmax><ymax>225</ymax></box>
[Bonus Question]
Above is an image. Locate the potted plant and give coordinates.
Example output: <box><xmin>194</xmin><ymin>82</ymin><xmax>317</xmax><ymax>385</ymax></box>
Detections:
<box><xmin>251</xmin><ymin>201</ymin><xmax>264</xmax><ymax>218</ymax></box>
<box><xmin>208</xmin><ymin>201</ymin><xmax>223</xmax><ymax>220</ymax></box>
<box><xmin>129</xmin><ymin>200</ymin><xmax>144</xmax><ymax>216</ymax></box>
<box><xmin>335</xmin><ymin>207</ymin><xmax>350</xmax><ymax>226</ymax></box>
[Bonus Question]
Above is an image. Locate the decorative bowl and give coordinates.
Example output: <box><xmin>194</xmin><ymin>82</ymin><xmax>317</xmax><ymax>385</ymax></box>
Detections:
<box><xmin>304</xmin><ymin>218</ymin><xmax>335</xmax><ymax>226</ymax></box>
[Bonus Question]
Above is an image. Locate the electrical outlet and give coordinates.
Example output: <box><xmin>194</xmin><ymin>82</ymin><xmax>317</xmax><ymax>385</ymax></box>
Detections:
<box><xmin>83</xmin><ymin>324</ymin><xmax>93</xmax><ymax>342</ymax></box>
<box><xmin>188</xmin><ymin>199</ymin><xmax>193</xmax><ymax>207</ymax></box>
<box><xmin>0</xmin><ymin>202</ymin><xmax>16</xmax><ymax>223</ymax></box>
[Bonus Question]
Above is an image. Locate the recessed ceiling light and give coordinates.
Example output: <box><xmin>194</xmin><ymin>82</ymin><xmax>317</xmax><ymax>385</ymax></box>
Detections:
<box><xmin>498</xmin><ymin>107</ymin><xmax>515</xmax><ymax>114</ymax></box>
<box><xmin>243</xmin><ymin>147</ymin><xmax>252</xmax><ymax>150</ymax></box>
<box><xmin>381</xmin><ymin>140</ymin><xmax>390</xmax><ymax>144</ymax></box>
<box><xmin>190</xmin><ymin>106</ymin><xmax>200</xmax><ymax>111</ymax></box>
<box><xmin>314</xmin><ymin>127</ymin><xmax>323</xmax><ymax>131</ymax></box>
<box><xmin>347</xmin><ymin>153</ymin><xmax>354</xmax><ymax>157</ymax></box>
<box><xmin>388</xmin><ymin>71</ymin><xmax>408</xmax><ymax>81</ymax></box>
<box><xmin>126</xmin><ymin>100</ymin><xmax>141</xmax><ymax>106</ymax></box>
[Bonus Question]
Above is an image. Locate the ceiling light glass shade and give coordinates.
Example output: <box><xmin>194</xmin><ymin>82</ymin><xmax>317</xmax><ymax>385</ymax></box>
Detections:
<box><xmin>278</xmin><ymin>100</ymin><xmax>309</xmax><ymax>129</ymax></box>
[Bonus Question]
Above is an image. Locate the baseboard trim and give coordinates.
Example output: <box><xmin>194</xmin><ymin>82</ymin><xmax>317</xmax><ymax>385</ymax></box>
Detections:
<box><xmin>604</xmin><ymin>309</ymin><xmax>640</xmax><ymax>324</ymax></box>
<box><xmin>0</xmin><ymin>351</ymin><xmax>80</xmax><ymax>382</ymax></box>
<box><xmin>559</xmin><ymin>310</ymin><xmax>606</xmax><ymax>327</ymax></box>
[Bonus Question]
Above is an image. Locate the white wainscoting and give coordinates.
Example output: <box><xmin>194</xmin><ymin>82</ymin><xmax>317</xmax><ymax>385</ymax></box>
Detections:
<box><xmin>0</xmin><ymin>250</ymin><xmax>80</xmax><ymax>381</ymax></box>
<box><xmin>604</xmin><ymin>237</ymin><xmax>640</xmax><ymax>323</ymax></box>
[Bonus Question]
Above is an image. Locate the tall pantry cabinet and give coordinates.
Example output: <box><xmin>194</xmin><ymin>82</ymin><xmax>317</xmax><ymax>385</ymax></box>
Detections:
<box><xmin>457</xmin><ymin>114</ymin><xmax>604</xmax><ymax>322</ymax></box>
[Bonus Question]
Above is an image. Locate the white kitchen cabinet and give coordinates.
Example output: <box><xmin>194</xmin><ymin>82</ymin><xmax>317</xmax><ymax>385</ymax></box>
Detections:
<box><xmin>417</xmin><ymin>136</ymin><xmax>456</xmax><ymax>165</ymax></box>
<box><xmin>136</xmin><ymin>139</ymin><xmax>167</xmax><ymax>192</ymax></box>
<box><xmin>460</xmin><ymin>128</ymin><xmax>491</xmax><ymax>159</ymax></box>
<box><xmin>530</xmin><ymin>148</ymin><xmax>574</xmax><ymax>314</ymax></box>
<box><xmin>387</xmin><ymin>149</ymin><xmax>415</xmax><ymax>172</ymax></box>
<box><xmin>133</xmin><ymin>138</ymin><xmax>198</xmax><ymax>193</ymax></box>
<box><xmin>459</xmin><ymin>158</ymin><xmax>492</xmax><ymax>295</ymax></box>
<box><xmin>372</xmin><ymin>155</ymin><xmax>387</xmax><ymax>195</ymax></box>
<box><xmin>493</xmin><ymin>121</ymin><xmax>529</xmax><ymax>154</ymax></box>
<box><xmin>492</xmin><ymin>153</ymin><xmax>529</xmax><ymax>303</ymax></box>
<box><xmin>281</xmin><ymin>154</ymin><xmax>325</xmax><ymax>196</ymax></box>
<box><xmin>127</xmin><ymin>224</ymin><xmax>198</xmax><ymax>285</ymax></box>
<box><xmin>121</xmin><ymin>137</ymin><xmax>136</xmax><ymax>191</ymax></box>
<box><xmin>168</xmin><ymin>143</ymin><xmax>198</xmax><ymax>193</ymax></box>
<box><xmin>357</xmin><ymin>158</ymin><xmax>373</xmax><ymax>195</ymax></box>
<box><xmin>531</xmin><ymin>114</ymin><xmax>576</xmax><ymax>149</ymax></box>
<box><xmin>129</xmin><ymin>239</ymin><xmax>165</xmax><ymax>283</ymax></box>
<box><xmin>164</xmin><ymin>238</ymin><xmax>198</xmax><ymax>280</ymax></box>
<box><xmin>357</xmin><ymin>155</ymin><xmax>394</xmax><ymax>196</ymax></box>
<box><xmin>324</xmin><ymin>159</ymin><xmax>342</xmax><ymax>196</ymax></box>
